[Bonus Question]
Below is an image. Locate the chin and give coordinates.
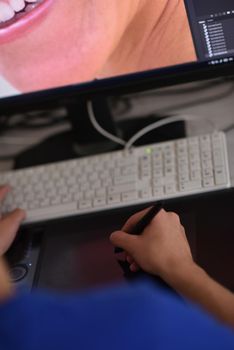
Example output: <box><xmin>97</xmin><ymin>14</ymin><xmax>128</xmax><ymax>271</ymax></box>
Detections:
<box><xmin>3</xmin><ymin>68</ymin><xmax>97</xmax><ymax>94</ymax></box>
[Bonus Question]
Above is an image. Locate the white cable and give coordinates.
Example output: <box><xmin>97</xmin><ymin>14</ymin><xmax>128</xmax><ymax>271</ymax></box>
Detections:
<box><xmin>87</xmin><ymin>100</ymin><xmax>127</xmax><ymax>147</ymax></box>
<box><xmin>124</xmin><ymin>114</ymin><xmax>208</xmax><ymax>150</ymax></box>
<box><xmin>87</xmin><ymin>99</ymin><xmax>217</xmax><ymax>151</ymax></box>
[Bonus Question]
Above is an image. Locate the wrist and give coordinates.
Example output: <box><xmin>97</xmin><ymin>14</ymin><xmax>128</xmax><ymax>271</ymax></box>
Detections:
<box><xmin>161</xmin><ymin>261</ymin><xmax>204</xmax><ymax>289</ymax></box>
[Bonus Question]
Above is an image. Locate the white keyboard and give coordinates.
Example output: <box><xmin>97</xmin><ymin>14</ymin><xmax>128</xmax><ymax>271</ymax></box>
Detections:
<box><xmin>0</xmin><ymin>132</ymin><xmax>230</xmax><ymax>224</ymax></box>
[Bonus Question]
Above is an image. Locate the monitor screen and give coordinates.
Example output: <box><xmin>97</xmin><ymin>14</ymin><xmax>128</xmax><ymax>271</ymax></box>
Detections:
<box><xmin>0</xmin><ymin>0</ymin><xmax>234</xmax><ymax>101</ymax></box>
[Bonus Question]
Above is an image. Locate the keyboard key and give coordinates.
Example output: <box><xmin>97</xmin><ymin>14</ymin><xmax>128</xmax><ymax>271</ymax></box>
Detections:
<box><xmin>39</xmin><ymin>198</ymin><xmax>50</xmax><ymax>208</ymax></box>
<box><xmin>122</xmin><ymin>191</ymin><xmax>138</xmax><ymax>202</ymax></box>
<box><xmin>95</xmin><ymin>189</ymin><xmax>106</xmax><ymax>198</ymax></box>
<box><xmin>114</xmin><ymin>175</ymin><xmax>136</xmax><ymax>185</ymax></box>
<box><xmin>107</xmin><ymin>195</ymin><xmax>121</xmax><ymax>205</ymax></box>
<box><xmin>179</xmin><ymin>181</ymin><xmax>202</xmax><ymax>192</ymax></box>
<box><xmin>28</xmin><ymin>202</ymin><xmax>77</xmax><ymax>222</ymax></box>
<box><xmin>139</xmin><ymin>189</ymin><xmax>153</xmax><ymax>199</ymax></box>
<box><xmin>165</xmin><ymin>183</ymin><xmax>177</xmax><ymax>195</ymax></box>
<box><xmin>85</xmin><ymin>190</ymin><xmax>95</xmax><ymax>200</ymax></box>
<box><xmin>122</xmin><ymin>165</ymin><xmax>137</xmax><ymax>176</ymax></box>
<box><xmin>93</xmin><ymin>198</ymin><xmax>106</xmax><ymax>207</ymax></box>
<box><xmin>215</xmin><ymin>168</ymin><xmax>227</xmax><ymax>185</ymax></box>
<box><xmin>179</xmin><ymin>174</ymin><xmax>189</xmax><ymax>183</ymax></box>
<box><xmin>62</xmin><ymin>194</ymin><xmax>73</xmax><ymax>204</ymax></box>
<box><xmin>108</xmin><ymin>183</ymin><xmax>136</xmax><ymax>196</ymax></box>
<box><xmin>79</xmin><ymin>200</ymin><xmax>92</xmax><ymax>210</ymax></box>
<box><xmin>153</xmin><ymin>186</ymin><xmax>164</xmax><ymax>197</ymax></box>
<box><xmin>72</xmin><ymin>192</ymin><xmax>83</xmax><ymax>201</ymax></box>
<box><xmin>203</xmin><ymin>178</ymin><xmax>214</xmax><ymax>188</ymax></box>
<box><xmin>50</xmin><ymin>196</ymin><xmax>61</xmax><ymax>206</ymax></box>
<box><xmin>202</xmin><ymin>168</ymin><xmax>213</xmax><ymax>178</ymax></box>
<box><xmin>190</xmin><ymin>170</ymin><xmax>201</xmax><ymax>181</ymax></box>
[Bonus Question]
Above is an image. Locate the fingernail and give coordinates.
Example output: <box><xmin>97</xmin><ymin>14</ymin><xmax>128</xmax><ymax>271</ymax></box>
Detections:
<box><xmin>110</xmin><ymin>231</ymin><xmax>121</xmax><ymax>239</ymax></box>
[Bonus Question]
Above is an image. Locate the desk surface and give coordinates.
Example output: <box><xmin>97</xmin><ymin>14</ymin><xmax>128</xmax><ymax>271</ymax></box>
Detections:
<box><xmin>36</xmin><ymin>189</ymin><xmax>234</xmax><ymax>293</ymax></box>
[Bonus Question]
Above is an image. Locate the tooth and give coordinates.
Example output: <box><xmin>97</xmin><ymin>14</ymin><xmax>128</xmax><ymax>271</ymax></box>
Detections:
<box><xmin>25</xmin><ymin>0</ymin><xmax>38</xmax><ymax>2</ymax></box>
<box><xmin>0</xmin><ymin>2</ymin><xmax>15</xmax><ymax>22</ymax></box>
<box><xmin>25</xmin><ymin>4</ymin><xmax>36</xmax><ymax>12</ymax></box>
<box><xmin>9</xmin><ymin>0</ymin><xmax>25</xmax><ymax>13</ymax></box>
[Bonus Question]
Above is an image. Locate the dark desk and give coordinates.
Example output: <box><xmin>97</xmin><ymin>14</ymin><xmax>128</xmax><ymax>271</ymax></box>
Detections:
<box><xmin>34</xmin><ymin>189</ymin><xmax>234</xmax><ymax>293</ymax></box>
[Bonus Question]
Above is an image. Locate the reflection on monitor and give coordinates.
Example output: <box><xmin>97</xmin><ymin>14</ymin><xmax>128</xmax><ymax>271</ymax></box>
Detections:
<box><xmin>0</xmin><ymin>0</ymin><xmax>234</xmax><ymax>98</ymax></box>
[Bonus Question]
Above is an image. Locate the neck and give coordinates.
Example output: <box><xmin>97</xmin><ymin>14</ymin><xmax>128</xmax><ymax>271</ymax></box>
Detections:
<box><xmin>100</xmin><ymin>0</ymin><xmax>196</xmax><ymax>77</ymax></box>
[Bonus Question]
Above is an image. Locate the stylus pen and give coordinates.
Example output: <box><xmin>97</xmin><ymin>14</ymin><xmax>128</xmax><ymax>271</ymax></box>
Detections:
<box><xmin>114</xmin><ymin>201</ymin><xmax>164</xmax><ymax>254</ymax></box>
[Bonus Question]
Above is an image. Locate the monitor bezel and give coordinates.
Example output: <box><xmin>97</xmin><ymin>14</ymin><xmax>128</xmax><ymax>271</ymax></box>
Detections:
<box><xmin>0</xmin><ymin>59</ymin><xmax>234</xmax><ymax>114</ymax></box>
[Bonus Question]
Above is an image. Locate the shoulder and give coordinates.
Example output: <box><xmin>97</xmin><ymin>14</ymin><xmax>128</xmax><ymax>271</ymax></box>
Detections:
<box><xmin>0</xmin><ymin>282</ymin><xmax>233</xmax><ymax>350</ymax></box>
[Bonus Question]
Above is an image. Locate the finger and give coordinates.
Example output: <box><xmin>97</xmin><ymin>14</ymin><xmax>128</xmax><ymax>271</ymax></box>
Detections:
<box><xmin>129</xmin><ymin>262</ymin><xmax>140</xmax><ymax>273</ymax></box>
<box><xmin>110</xmin><ymin>230</ymin><xmax>139</xmax><ymax>254</ymax></box>
<box><xmin>0</xmin><ymin>185</ymin><xmax>11</xmax><ymax>202</ymax></box>
<box><xmin>126</xmin><ymin>253</ymin><xmax>140</xmax><ymax>273</ymax></box>
<box><xmin>126</xmin><ymin>255</ymin><xmax>134</xmax><ymax>264</ymax></box>
<box><xmin>181</xmin><ymin>226</ymin><xmax>187</xmax><ymax>239</ymax></box>
<box><xmin>0</xmin><ymin>209</ymin><xmax>26</xmax><ymax>255</ymax></box>
<box><xmin>167</xmin><ymin>211</ymin><xmax>181</xmax><ymax>223</ymax></box>
<box><xmin>121</xmin><ymin>207</ymin><xmax>153</xmax><ymax>232</ymax></box>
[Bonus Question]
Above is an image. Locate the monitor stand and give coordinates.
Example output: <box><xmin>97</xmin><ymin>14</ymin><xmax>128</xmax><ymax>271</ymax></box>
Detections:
<box><xmin>14</xmin><ymin>97</ymin><xmax>121</xmax><ymax>169</ymax></box>
<box><xmin>68</xmin><ymin>96</ymin><xmax>122</xmax><ymax>157</ymax></box>
<box><xmin>14</xmin><ymin>96</ymin><xmax>186</xmax><ymax>169</ymax></box>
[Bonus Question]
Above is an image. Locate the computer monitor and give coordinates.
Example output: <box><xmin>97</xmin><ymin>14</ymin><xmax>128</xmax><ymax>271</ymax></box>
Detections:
<box><xmin>0</xmin><ymin>0</ymin><xmax>234</xmax><ymax>138</ymax></box>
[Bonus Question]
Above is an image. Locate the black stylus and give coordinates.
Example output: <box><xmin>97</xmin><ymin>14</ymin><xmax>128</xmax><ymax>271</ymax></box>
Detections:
<box><xmin>114</xmin><ymin>201</ymin><xmax>163</xmax><ymax>254</ymax></box>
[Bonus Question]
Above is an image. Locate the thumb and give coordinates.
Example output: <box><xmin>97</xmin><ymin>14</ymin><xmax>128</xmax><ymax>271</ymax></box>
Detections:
<box><xmin>110</xmin><ymin>231</ymin><xmax>139</xmax><ymax>254</ymax></box>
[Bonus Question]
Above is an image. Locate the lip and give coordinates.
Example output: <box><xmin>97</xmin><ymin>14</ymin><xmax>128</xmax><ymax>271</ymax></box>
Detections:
<box><xmin>0</xmin><ymin>0</ymin><xmax>54</xmax><ymax>44</ymax></box>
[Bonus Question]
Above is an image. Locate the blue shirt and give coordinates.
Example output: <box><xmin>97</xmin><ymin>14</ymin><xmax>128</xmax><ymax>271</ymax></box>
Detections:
<box><xmin>0</xmin><ymin>283</ymin><xmax>233</xmax><ymax>350</ymax></box>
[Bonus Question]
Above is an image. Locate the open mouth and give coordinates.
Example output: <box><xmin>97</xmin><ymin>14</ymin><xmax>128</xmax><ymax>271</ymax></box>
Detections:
<box><xmin>0</xmin><ymin>0</ymin><xmax>53</xmax><ymax>43</ymax></box>
<box><xmin>0</xmin><ymin>0</ymin><xmax>45</xmax><ymax>28</ymax></box>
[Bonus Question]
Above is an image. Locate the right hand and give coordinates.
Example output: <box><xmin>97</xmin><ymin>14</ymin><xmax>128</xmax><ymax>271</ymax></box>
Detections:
<box><xmin>110</xmin><ymin>208</ymin><xmax>194</xmax><ymax>284</ymax></box>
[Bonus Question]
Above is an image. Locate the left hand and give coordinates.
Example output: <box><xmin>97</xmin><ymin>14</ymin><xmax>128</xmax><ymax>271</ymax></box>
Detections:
<box><xmin>0</xmin><ymin>185</ymin><xmax>26</xmax><ymax>256</ymax></box>
<box><xmin>0</xmin><ymin>185</ymin><xmax>26</xmax><ymax>302</ymax></box>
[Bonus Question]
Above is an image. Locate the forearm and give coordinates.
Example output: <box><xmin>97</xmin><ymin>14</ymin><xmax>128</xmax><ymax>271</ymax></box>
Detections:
<box><xmin>165</xmin><ymin>263</ymin><xmax>234</xmax><ymax>328</ymax></box>
<box><xmin>0</xmin><ymin>258</ymin><xmax>14</xmax><ymax>303</ymax></box>
<box><xmin>110</xmin><ymin>208</ymin><xmax>234</xmax><ymax>328</ymax></box>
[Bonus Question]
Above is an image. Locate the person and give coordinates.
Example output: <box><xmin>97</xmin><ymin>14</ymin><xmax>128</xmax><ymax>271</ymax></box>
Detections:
<box><xmin>0</xmin><ymin>184</ymin><xmax>234</xmax><ymax>350</ymax></box>
<box><xmin>0</xmin><ymin>0</ymin><xmax>196</xmax><ymax>93</ymax></box>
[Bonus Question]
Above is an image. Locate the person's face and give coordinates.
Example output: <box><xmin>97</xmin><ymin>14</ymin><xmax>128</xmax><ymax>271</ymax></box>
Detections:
<box><xmin>0</xmin><ymin>0</ymin><xmax>129</xmax><ymax>92</ymax></box>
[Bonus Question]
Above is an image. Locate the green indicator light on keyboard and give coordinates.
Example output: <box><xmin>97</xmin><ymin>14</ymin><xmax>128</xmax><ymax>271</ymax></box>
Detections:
<box><xmin>145</xmin><ymin>147</ymin><xmax>152</xmax><ymax>154</ymax></box>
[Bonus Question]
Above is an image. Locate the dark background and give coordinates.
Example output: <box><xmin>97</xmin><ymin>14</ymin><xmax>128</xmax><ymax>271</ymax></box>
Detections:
<box><xmin>191</xmin><ymin>0</ymin><xmax>233</xmax><ymax>17</ymax></box>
